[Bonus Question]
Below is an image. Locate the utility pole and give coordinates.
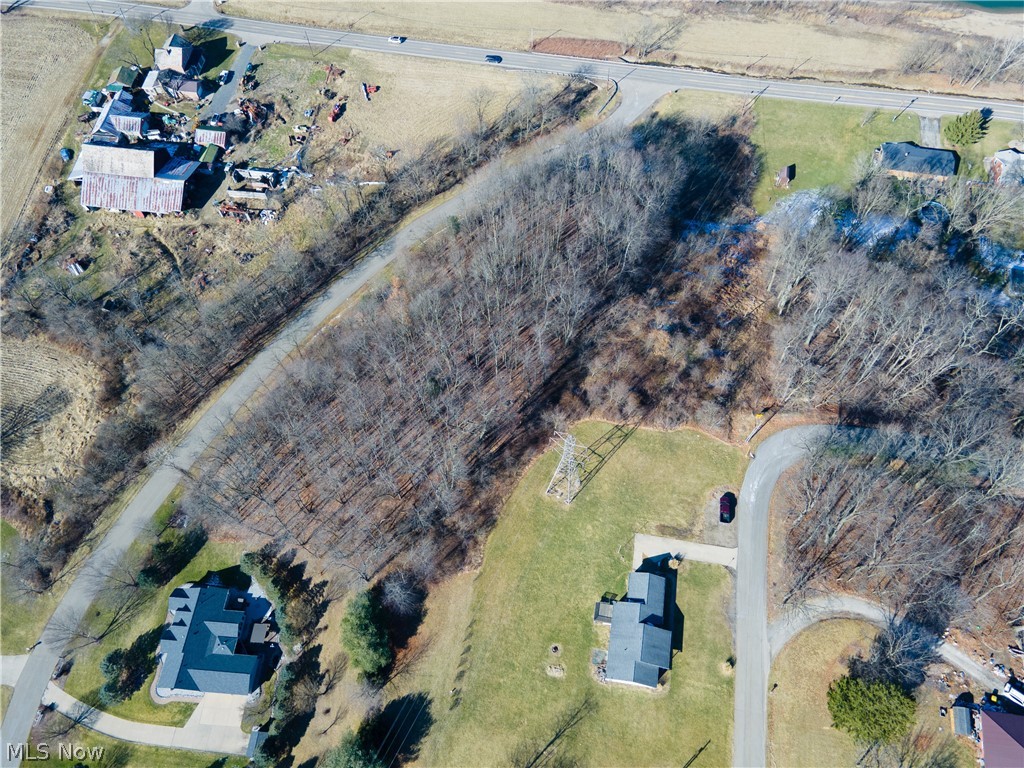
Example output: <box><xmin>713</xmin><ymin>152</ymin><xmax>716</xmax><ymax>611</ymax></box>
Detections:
<box><xmin>893</xmin><ymin>97</ymin><xmax>917</xmax><ymax>122</ymax></box>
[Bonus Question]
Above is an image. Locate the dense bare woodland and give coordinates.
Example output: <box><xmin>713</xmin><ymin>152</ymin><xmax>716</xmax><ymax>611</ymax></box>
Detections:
<box><xmin>767</xmin><ymin>175</ymin><xmax>1024</xmax><ymax>633</ymax></box>
<box><xmin>1</xmin><ymin>83</ymin><xmax>594</xmax><ymax>594</ymax></box>
<box><xmin>187</xmin><ymin>117</ymin><xmax>761</xmax><ymax>583</ymax></box>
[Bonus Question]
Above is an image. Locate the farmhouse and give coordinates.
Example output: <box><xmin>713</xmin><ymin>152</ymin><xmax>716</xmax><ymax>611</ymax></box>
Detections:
<box><xmin>979</xmin><ymin>710</ymin><xmax>1024</xmax><ymax>768</ymax></box>
<box><xmin>144</xmin><ymin>69</ymin><xmax>206</xmax><ymax>102</ymax></box>
<box><xmin>90</xmin><ymin>90</ymin><xmax>148</xmax><ymax>142</ymax></box>
<box><xmin>156</xmin><ymin>583</ymin><xmax>274</xmax><ymax>698</ymax></box>
<box><xmin>68</xmin><ymin>143</ymin><xmax>199</xmax><ymax>214</ymax></box>
<box><xmin>875</xmin><ymin>141</ymin><xmax>958</xmax><ymax>181</ymax></box>
<box><xmin>598</xmin><ymin>571</ymin><xmax>673</xmax><ymax>689</ymax></box>
<box><xmin>988</xmin><ymin>148</ymin><xmax>1024</xmax><ymax>186</ymax></box>
<box><xmin>154</xmin><ymin>33</ymin><xmax>205</xmax><ymax>77</ymax></box>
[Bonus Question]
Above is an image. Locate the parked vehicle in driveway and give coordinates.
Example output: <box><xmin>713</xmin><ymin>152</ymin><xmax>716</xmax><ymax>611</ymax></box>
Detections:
<box><xmin>484</xmin><ymin>54</ymin><xmax>502</xmax><ymax>63</ymax></box>
<box><xmin>719</xmin><ymin>492</ymin><xmax>736</xmax><ymax>523</ymax></box>
<box><xmin>217</xmin><ymin>70</ymin><xmax>231</xmax><ymax>85</ymax></box>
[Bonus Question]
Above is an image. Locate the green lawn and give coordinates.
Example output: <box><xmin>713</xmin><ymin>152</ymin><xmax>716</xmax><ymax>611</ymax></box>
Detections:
<box><xmin>62</xmin><ymin>537</ymin><xmax>245</xmax><ymax>726</ymax></box>
<box><xmin>1</xmin><ymin>521</ymin><xmax>62</xmax><ymax>654</ymax></box>
<box><xmin>417</xmin><ymin>421</ymin><xmax>746</xmax><ymax>767</ymax></box>
<box><xmin>653</xmin><ymin>92</ymin><xmax>922</xmax><ymax>214</ymax></box>
<box><xmin>940</xmin><ymin>114</ymin><xmax>1024</xmax><ymax>180</ymax></box>
<box><xmin>43</xmin><ymin>724</ymin><xmax>247</xmax><ymax>768</ymax></box>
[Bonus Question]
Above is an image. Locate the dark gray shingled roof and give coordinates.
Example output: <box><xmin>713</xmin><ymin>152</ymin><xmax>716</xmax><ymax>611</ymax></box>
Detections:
<box><xmin>605</xmin><ymin>572</ymin><xmax>672</xmax><ymax>688</ymax></box>
<box><xmin>157</xmin><ymin>585</ymin><xmax>260</xmax><ymax>696</ymax></box>
<box><xmin>877</xmin><ymin>142</ymin><xmax>958</xmax><ymax>177</ymax></box>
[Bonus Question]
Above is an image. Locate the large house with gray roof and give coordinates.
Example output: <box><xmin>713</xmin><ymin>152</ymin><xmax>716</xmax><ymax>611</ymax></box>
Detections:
<box><xmin>596</xmin><ymin>571</ymin><xmax>673</xmax><ymax>689</ymax></box>
<box><xmin>156</xmin><ymin>584</ymin><xmax>272</xmax><ymax>698</ymax></box>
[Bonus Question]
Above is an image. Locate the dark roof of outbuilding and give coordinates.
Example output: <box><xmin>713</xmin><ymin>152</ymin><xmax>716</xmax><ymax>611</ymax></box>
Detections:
<box><xmin>877</xmin><ymin>142</ymin><xmax>958</xmax><ymax>177</ymax></box>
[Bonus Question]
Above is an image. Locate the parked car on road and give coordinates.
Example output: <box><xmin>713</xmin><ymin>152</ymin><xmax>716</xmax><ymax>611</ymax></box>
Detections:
<box><xmin>485</xmin><ymin>54</ymin><xmax>502</xmax><ymax>63</ymax></box>
<box><xmin>388</xmin><ymin>35</ymin><xmax>405</xmax><ymax>44</ymax></box>
<box><xmin>719</xmin><ymin>492</ymin><xmax>736</xmax><ymax>524</ymax></box>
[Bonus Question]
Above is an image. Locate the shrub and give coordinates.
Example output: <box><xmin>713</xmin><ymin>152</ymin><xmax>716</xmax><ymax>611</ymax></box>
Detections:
<box><xmin>341</xmin><ymin>590</ymin><xmax>392</xmax><ymax>678</ymax></box>
<box><xmin>827</xmin><ymin>675</ymin><xmax>916</xmax><ymax>744</ymax></box>
<box><xmin>322</xmin><ymin>732</ymin><xmax>386</xmax><ymax>768</ymax></box>
<box><xmin>943</xmin><ymin>110</ymin><xmax>986</xmax><ymax>146</ymax></box>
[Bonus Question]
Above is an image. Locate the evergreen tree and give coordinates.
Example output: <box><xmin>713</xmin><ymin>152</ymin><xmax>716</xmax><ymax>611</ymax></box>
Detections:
<box><xmin>827</xmin><ymin>675</ymin><xmax>916</xmax><ymax>744</ymax></box>
<box><xmin>341</xmin><ymin>589</ymin><xmax>392</xmax><ymax>677</ymax></box>
<box><xmin>943</xmin><ymin>110</ymin><xmax>986</xmax><ymax>146</ymax></box>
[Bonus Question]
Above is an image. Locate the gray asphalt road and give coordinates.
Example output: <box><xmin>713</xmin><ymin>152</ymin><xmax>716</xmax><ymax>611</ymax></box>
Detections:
<box><xmin>8</xmin><ymin>0</ymin><xmax>1023</xmax><ymax>121</ymax></box>
<box><xmin>200</xmin><ymin>37</ymin><xmax>254</xmax><ymax>120</ymax></box>
<box><xmin>733</xmin><ymin>425</ymin><xmax>833</xmax><ymax>768</ymax></box>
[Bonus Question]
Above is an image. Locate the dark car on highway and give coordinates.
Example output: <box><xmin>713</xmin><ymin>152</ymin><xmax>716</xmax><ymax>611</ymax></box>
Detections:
<box><xmin>485</xmin><ymin>54</ymin><xmax>502</xmax><ymax>64</ymax></box>
<box><xmin>719</xmin><ymin>492</ymin><xmax>736</xmax><ymax>523</ymax></box>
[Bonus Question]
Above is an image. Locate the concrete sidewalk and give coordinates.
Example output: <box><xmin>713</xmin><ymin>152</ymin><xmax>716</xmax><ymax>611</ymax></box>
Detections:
<box><xmin>632</xmin><ymin>533</ymin><xmax>737</xmax><ymax>571</ymax></box>
<box><xmin>41</xmin><ymin>683</ymin><xmax>249</xmax><ymax>756</ymax></box>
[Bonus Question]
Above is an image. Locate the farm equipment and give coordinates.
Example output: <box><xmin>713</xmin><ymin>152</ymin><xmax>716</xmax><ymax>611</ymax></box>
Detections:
<box><xmin>325</xmin><ymin>64</ymin><xmax>344</xmax><ymax>82</ymax></box>
<box><xmin>216</xmin><ymin>201</ymin><xmax>252</xmax><ymax>221</ymax></box>
<box><xmin>238</xmin><ymin>98</ymin><xmax>267</xmax><ymax>124</ymax></box>
<box><xmin>329</xmin><ymin>102</ymin><xmax>345</xmax><ymax>122</ymax></box>
<box><xmin>361</xmin><ymin>83</ymin><xmax>380</xmax><ymax>101</ymax></box>
<box><xmin>241</xmin><ymin>73</ymin><xmax>257</xmax><ymax>91</ymax></box>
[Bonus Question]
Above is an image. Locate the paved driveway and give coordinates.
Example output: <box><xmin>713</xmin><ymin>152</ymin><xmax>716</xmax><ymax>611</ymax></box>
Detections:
<box><xmin>632</xmin><ymin>533</ymin><xmax>736</xmax><ymax>571</ymax></box>
<box><xmin>201</xmin><ymin>41</ymin><xmax>255</xmax><ymax>121</ymax></box>
<box><xmin>0</xmin><ymin>658</ymin><xmax>29</xmax><ymax>688</ymax></box>
<box><xmin>41</xmin><ymin>684</ymin><xmax>248</xmax><ymax>755</ymax></box>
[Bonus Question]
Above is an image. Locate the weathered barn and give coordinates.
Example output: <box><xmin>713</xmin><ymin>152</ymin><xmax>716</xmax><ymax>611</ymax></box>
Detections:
<box><xmin>195</xmin><ymin>125</ymin><xmax>228</xmax><ymax>149</ymax></box>
<box><xmin>90</xmin><ymin>90</ymin><xmax>149</xmax><ymax>142</ymax></box>
<box><xmin>69</xmin><ymin>143</ymin><xmax>199</xmax><ymax>214</ymax></box>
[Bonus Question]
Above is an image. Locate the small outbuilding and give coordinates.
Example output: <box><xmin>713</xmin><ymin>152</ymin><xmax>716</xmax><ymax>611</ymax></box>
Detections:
<box><xmin>988</xmin><ymin>148</ymin><xmax>1024</xmax><ymax>186</ymax></box>
<box><xmin>195</xmin><ymin>125</ymin><xmax>228</xmax><ymax>149</ymax></box>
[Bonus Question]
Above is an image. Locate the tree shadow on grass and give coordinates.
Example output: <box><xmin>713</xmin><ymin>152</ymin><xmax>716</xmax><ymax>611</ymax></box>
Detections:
<box><xmin>365</xmin><ymin>692</ymin><xmax>434</xmax><ymax>767</ymax></box>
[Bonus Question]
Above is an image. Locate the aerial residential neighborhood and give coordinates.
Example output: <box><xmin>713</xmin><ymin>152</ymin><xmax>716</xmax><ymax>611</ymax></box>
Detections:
<box><xmin>1</xmin><ymin>1</ymin><xmax>1023</xmax><ymax>768</ymax></box>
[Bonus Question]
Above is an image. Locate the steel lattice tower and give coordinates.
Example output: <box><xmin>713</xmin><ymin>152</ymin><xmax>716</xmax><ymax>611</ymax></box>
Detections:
<box><xmin>545</xmin><ymin>432</ymin><xmax>591</xmax><ymax>504</ymax></box>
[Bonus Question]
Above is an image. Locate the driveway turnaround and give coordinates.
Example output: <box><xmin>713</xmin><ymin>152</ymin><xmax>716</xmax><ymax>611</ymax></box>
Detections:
<box><xmin>9</xmin><ymin>0</ymin><xmax>1022</xmax><ymax>122</ymax></box>
<box><xmin>41</xmin><ymin>683</ymin><xmax>248</xmax><ymax>755</ymax></box>
<box><xmin>769</xmin><ymin>594</ymin><xmax>1003</xmax><ymax>691</ymax></box>
<box><xmin>632</xmin><ymin>533</ymin><xmax>737</xmax><ymax>571</ymax></box>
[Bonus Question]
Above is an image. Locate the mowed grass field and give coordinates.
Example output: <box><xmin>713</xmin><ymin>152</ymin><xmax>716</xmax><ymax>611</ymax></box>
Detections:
<box><xmin>404</xmin><ymin>421</ymin><xmax>746</xmax><ymax>767</ymax></box>
<box><xmin>0</xmin><ymin>13</ymin><xmax>101</xmax><ymax>243</ymax></box>
<box><xmin>652</xmin><ymin>92</ymin><xmax>922</xmax><ymax>213</ymax></box>
<box><xmin>225</xmin><ymin>1</ymin><xmax>1021</xmax><ymax>96</ymax></box>
<box><xmin>242</xmin><ymin>44</ymin><xmax>558</xmax><ymax>170</ymax></box>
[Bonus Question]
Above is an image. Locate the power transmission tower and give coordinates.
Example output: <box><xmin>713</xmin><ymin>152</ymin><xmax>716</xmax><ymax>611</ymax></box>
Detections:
<box><xmin>545</xmin><ymin>432</ymin><xmax>593</xmax><ymax>504</ymax></box>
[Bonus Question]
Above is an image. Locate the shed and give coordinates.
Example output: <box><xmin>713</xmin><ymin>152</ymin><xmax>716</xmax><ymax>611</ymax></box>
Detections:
<box><xmin>108</xmin><ymin>65</ymin><xmax>138</xmax><ymax>92</ymax></box>
<box><xmin>195</xmin><ymin>125</ymin><xmax>228</xmax><ymax>149</ymax></box>
<box><xmin>198</xmin><ymin>144</ymin><xmax>219</xmax><ymax>165</ymax></box>
<box><xmin>141</xmin><ymin>70</ymin><xmax>161</xmax><ymax>99</ymax></box>
<box><xmin>951</xmin><ymin>705</ymin><xmax>973</xmax><ymax>737</ymax></box>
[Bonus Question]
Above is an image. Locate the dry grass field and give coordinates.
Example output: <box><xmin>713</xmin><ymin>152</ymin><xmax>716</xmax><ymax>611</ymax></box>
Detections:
<box><xmin>0</xmin><ymin>337</ymin><xmax>105</xmax><ymax>498</ymax></box>
<box><xmin>225</xmin><ymin>0</ymin><xmax>1023</xmax><ymax>97</ymax></box>
<box><xmin>238</xmin><ymin>44</ymin><xmax>560</xmax><ymax>173</ymax></box>
<box><xmin>0</xmin><ymin>14</ymin><xmax>101</xmax><ymax>245</ymax></box>
<box><xmin>768</xmin><ymin>619</ymin><xmax>879</xmax><ymax>768</ymax></box>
